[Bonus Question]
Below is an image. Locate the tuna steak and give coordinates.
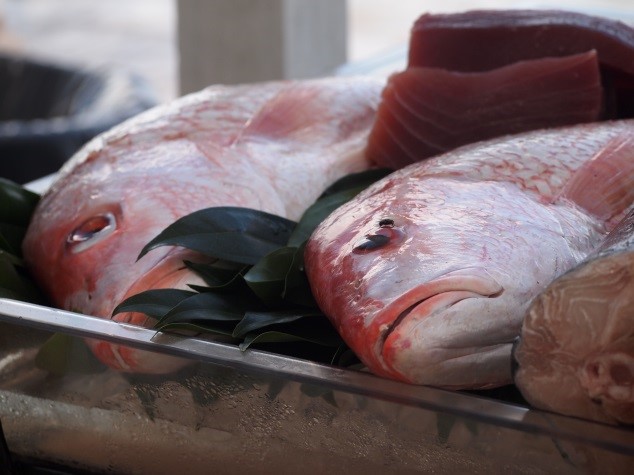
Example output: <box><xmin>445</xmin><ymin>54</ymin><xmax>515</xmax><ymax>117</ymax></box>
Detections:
<box><xmin>305</xmin><ymin>120</ymin><xmax>634</xmax><ymax>389</ymax></box>
<box><xmin>514</xmin><ymin>209</ymin><xmax>634</xmax><ymax>425</ymax></box>
<box><xmin>367</xmin><ymin>10</ymin><xmax>634</xmax><ymax>169</ymax></box>
<box><xmin>22</xmin><ymin>77</ymin><xmax>384</xmax><ymax>372</ymax></box>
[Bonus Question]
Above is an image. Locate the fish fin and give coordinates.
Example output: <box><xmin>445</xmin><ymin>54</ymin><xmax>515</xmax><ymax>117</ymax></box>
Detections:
<box><xmin>239</xmin><ymin>83</ymin><xmax>324</xmax><ymax>141</ymax></box>
<box><xmin>559</xmin><ymin>134</ymin><xmax>634</xmax><ymax>223</ymax></box>
<box><xmin>238</xmin><ymin>81</ymin><xmax>378</xmax><ymax>144</ymax></box>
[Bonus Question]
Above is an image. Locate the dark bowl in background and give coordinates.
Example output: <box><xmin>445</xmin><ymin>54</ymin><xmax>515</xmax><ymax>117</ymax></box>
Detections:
<box><xmin>0</xmin><ymin>53</ymin><xmax>158</xmax><ymax>184</ymax></box>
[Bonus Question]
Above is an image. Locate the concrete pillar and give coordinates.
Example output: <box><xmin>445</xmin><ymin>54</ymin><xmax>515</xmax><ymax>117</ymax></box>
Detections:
<box><xmin>177</xmin><ymin>0</ymin><xmax>347</xmax><ymax>94</ymax></box>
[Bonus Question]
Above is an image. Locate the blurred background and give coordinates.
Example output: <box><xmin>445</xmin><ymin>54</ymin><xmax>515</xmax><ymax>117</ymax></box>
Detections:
<box><xmin>0</xmin><ymin>0</ymin><xmax>631</xmax><ymax>183</ymax></box>
<box><xmin>1</xmin><ymin>0</ymin><xmax>631</xmax><ymax>101</ymax></box>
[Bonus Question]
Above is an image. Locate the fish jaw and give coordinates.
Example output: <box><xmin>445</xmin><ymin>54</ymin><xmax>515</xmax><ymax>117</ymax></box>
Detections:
<box><xmin>374</xmin><ymin>268</ymin><xmax>512</xmax><ymax>388</ymax></box>
<box><xmin>85</xmin><ymin>339</ymin><xmax>191</xmax><ymax>374</ymax></box>
<box><xmin>83</xmin><ymin>249</ymin><xmax>210</xmax><ymax>374</ymax></box>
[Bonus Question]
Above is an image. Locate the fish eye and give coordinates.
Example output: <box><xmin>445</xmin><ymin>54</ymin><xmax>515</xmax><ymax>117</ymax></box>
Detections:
<box><xmin>353</xmin><ymin>234</ymin><xmax>391</xmax><ymax>252</ymax></box>
<box><xmin>67</xmin><ymin>212</ymin><xmax>117</xmax><ymax>253</ymax></box>
<box><xmin>353</xmin><ymin>219</ymin><xmax>405</xmax><ymax>253</ymax></box>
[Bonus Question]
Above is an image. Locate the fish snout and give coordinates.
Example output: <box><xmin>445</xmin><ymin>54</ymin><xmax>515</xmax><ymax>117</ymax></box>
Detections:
<box><xmin>85</xmin><ymin>337</ymin><xmax>191</xmax><ymax>374</ymax></box>
<box><xmin>86</xmin><ymin>251</ymin><xmax>209</xmax><ymax>374</ymax></box>
<box><xmin>375</xmin><ymin>268</ymin><xmax>511</xmax><ymax>387</ymax></box>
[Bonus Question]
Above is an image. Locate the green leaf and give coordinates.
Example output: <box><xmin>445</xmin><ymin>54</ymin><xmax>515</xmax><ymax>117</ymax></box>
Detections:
<box><xmin>152</xmin><ymin>321</ymin><xmax>236</xmax><ymax>338</ymax></box>
<box><xmin>156</xmin><ymin>291</ymin><xmax>257</xmax><ymax>327</ymax></box>
<box><xmin>288</xmin><ymin>169</ymin><xmax>391</xmax><ymax>247</ymax></box>
<box><xmin>0</xmin><ymin>249</ymin><xmax>23</xmax><ymax>267</ymax></box>
<box><xmin>138</xmin><ymin>207</ymin><xmax>297</xmax><ymax>265</ymax></box>
<box><xmin>281</xmin><ymin>242</ymin><xmax>318</xmax><ymax>307</ymax></box>
<box><xmin>0</xmin><ymin>255</ymin><xmax>45</xmax><ymax>303</ymax></box>
<box><xmin>239</xmin><ymin>331</ymin><xmax>311</xmax><ymax>350</ymax></box>
<box><xmin>243</xmin><ymin>247</ymin><xmax>297</xmax><ymax>304</ymax></box>
<box><xmin>0</xmin><ymin>223</ymin><xmax>28</xmax><ymax>256</ymax></box>
<box><xmin>0</xmin><ymin>178</ymin><xmax>40</xmax><ymax>227</ymax></box>
<box><xmin>232</xmin><ymin>309</ymin><xmax>322</xmax><ymax>339</ymax></box>
<box><xmin>242</xmin><ymin>244</ymin><xmax>317</xmax><ymax>308</ymax></box>
<box><xmin>112</xmin><ymin>289</ymin><xmax>197</xmax><ymax>319</ymax></box>
<box><xmin>35</xmin><ymin>333</ymin><xmax>106</xmax><ymax>376</ymax></box>
<box><xmin>238</xmin><ymin>311</ymin><xmax>344</xmax><ymax>351</ymax></box>
<box><xmin>185</xmin><ymin>260</ymin><xmax>249</xmax><ymax>292</ymax></box>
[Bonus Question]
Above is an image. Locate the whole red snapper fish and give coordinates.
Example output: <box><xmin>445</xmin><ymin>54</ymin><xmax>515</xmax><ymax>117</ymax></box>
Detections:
<box><xmin>22</xmin><ymin>77</ymin><xmax>383</xmax><ymax>373</ymax></box>
<box><xmin>305</xmin><ymin>120</ymin><xmax>634</xmax><ymax>389</ymax></box>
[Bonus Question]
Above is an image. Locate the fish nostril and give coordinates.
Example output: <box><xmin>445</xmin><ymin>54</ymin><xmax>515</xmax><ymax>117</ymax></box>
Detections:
<box><xmin>67</xmin><ymin>212</ymin><xmax>117</xmax><ymax>252</ymax></box>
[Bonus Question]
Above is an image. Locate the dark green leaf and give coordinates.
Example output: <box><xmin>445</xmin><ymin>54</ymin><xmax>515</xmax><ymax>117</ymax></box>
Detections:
<box><xmin>112</xmin><ymin>289</ymin><xmax>197</xmax><ymax>319</ymax></box>
<box><xmin>243</xmin><ymin>244</ymin><xmax>317</xmax><ymax>307</ymax></box>
<box><xmin>0</xmin><ymin>256</ymin><xmax>45</xmax><ymax>303</ymax></box>
<box><xmin>0</xmin><ymin>178</ymin><xmax>40</xmax><ymax>227</ymax></box>
<box><xmin>0</xmin><ymin>223</ymin><xmax>27</xmax><ymax>256</ymax></box>
<box><xmin>156</xmin><ymin>291</ymin><xmax>256</xmax><ymax>327</ymax></box>
<box><xmin>138</xmin><ymin>207</ymin><xmax>297</xmax><ymax>265</ymax></box>
<box><xmin>0</xmin><ymin>249</ymin><xmax>23</xmax><ymax>267</ymax></box>
<box><xmin>239</xmin><ymin>331</ymin><xmax>311</xmax><ymax>350</ymax></box>
<box><xmin>185</xmin><ymin>260</ymin><xmax>249</xmax><ymax>292</ymax></box>
<box><xmin>35</xmin><ymin>333</ymin><xmax>106</xmax><ymax>376</ymax></box>
<box><xmin>281</xmin><ymin>242</ymin><xmax>318</xmax><ymax>307</ymax></box>
<box><xmin>153</xmin><ymin>321</ymin><xmax>236</xmax><ymax>338</ymax></box>
<box><xmin>232</xmin><ymin>309</ymin><xmax>322</xmax><ymax>339</ymax></box>
<box><xmin>288</xmin><ymin>169</ymin><xmax>391</xmax><ymax>247</ymax></box>
<box><xmin>238</xmin><ymin>311</ymin><xmax>344</xmax><ymax>351</ymax></box>
<box><xmin>243</xmin><ymin>247</ymin><xmax>297</xmax><ymax>304</ymax></box>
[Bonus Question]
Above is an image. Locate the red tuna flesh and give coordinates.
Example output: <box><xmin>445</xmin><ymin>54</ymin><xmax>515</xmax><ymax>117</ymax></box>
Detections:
<box><xmin>368</xmin><ymin>51</ymin><xmax>603</xmax><ymax>169</ymax></box>
<box><xmin>367</xmin><ymin>10</ymin><xmax>634</xmax><ymax>169</ymax></box>
<box><xmin>408</xmin><ymin>10</ymin><xmax>634</xmax><ymax>76</ymax></box>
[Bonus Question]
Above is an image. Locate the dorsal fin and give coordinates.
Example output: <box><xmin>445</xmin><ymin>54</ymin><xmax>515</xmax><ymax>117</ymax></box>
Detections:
<box><xmin>560</xmin><ymin>134</ymin><xmax>634</xmax><ymax>223</ymax></box>
<box><xmin>240</xmin><ymin>82</ymin><xmax>321</xmax><ymax>141</ymax></box>
<box><xmin>236</xmin><ymin>79</ymin><xmax>381</xmax><ymax>144</ymax></box>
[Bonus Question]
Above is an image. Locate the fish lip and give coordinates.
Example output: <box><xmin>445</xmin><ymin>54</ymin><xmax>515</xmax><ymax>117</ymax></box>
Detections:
<box><xmin>113</xmin><ymin>248</ymin><xmax>208</xmax><ymax>325</ymax></box>
<box><xmin>376</xmin><ymin>267</ymin><xmax>504</xmax><ymax>352</ymax></box>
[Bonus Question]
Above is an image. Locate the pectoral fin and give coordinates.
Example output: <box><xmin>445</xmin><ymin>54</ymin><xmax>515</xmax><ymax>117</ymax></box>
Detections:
<box><xmin>560</xmin><ymin>134</ymin><xmax>634</xmax><ymax>224</ymax></box>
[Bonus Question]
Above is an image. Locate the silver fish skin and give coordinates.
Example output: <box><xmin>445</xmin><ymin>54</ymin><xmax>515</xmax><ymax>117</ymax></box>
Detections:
<box><xmin>514</xmin><ymin>208</ymin><xmax>634</xmax><ymax>425</ymax></box>
<box><xmin>305</xmin><ymin>120</ymin><xmax>634</xmax><ymax>389</ymax></box>
<box><xmin>22</xmin><ymin>77</ymin><xmax>384</xmax><ymax>373</ymax></box>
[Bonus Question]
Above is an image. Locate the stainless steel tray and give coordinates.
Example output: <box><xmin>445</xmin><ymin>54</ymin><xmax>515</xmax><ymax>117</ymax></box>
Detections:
<box><xmin>1</xmin><ymin>298</ymin><xmax>632</xmax><ymax>474</ymax></box>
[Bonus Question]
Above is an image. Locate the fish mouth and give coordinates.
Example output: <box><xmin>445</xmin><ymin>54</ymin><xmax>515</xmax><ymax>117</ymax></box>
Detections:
<box><xmin>112</xmin><ymin>249</ymin><xmax>210</xmax><ymax>326</ymax></box>
<box><xmin>378</xmin><ymin>267</ymin><xmax>504</xmax><ymax>351</ymax></box>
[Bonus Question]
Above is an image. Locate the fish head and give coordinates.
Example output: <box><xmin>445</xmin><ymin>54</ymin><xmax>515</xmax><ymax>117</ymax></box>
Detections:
<box><xmin>305</xmin><ymin>171</ymin><xmax>588</xmax><ymax>389</ymax></box>
<box><xmin>22</xmin><ymin>134</ymin><xmax>216</xmax><ymax>321</ymax></box>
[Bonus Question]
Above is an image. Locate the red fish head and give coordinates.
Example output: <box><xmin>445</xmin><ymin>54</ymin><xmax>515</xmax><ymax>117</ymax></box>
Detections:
<box><xmin>305</xmin><ymin>172</ymin><xmax>591</xmax><ymax>389</ymax></box>
<box><xmin>23</xmin><ymin>141</ymin><xmax>209</xmax><ymax>318</ymax></box>
<box><xmin>22</xmin><ymin>140</ymin><xmax>214</xmax><ymax>373</ymax></box>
